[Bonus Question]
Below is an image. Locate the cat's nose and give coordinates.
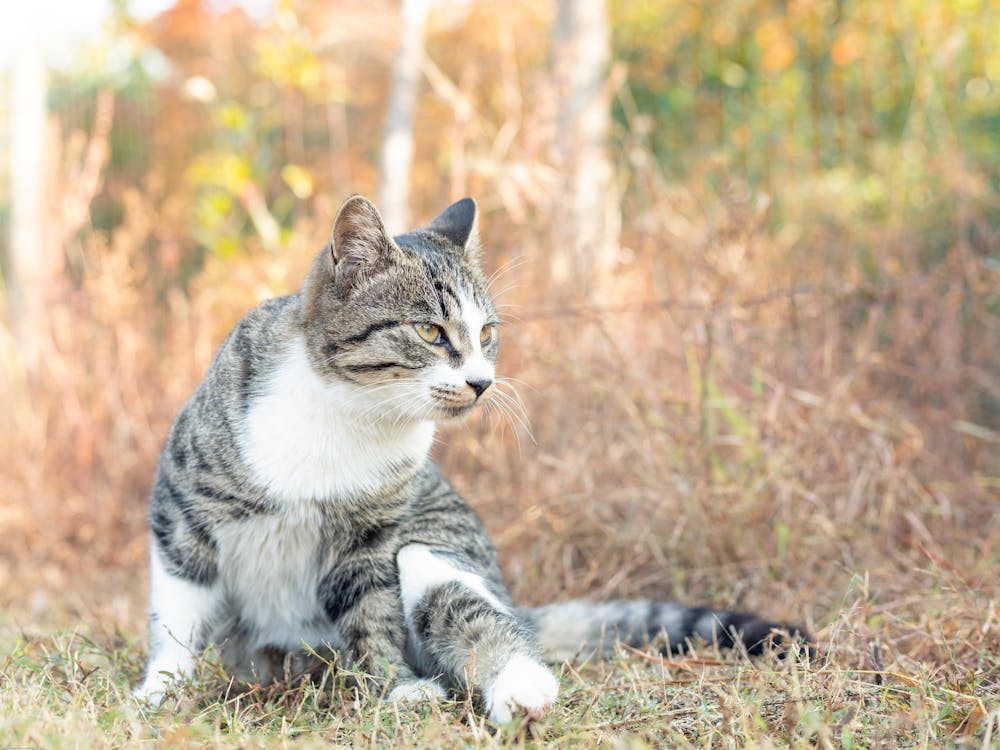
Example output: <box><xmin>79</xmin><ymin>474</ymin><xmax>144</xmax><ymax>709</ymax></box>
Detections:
<box><xmin>466</xmin><ymin>378</ymin><xmax>492</xmax><ymax>398</ymax></box>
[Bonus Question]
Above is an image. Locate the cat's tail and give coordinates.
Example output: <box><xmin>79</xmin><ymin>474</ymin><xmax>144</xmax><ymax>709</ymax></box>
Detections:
<box><xmin>522</xmin><ymin>600</ymin><xmax>812</xmax><ymax>662</ymax></box>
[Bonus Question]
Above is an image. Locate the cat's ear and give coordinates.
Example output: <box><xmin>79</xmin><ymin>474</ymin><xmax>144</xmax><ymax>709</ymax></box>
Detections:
<box><xmin>330</xmin><ymin>195</ymin><xmax>400</xmax><ymax>287</ymax></box>
<box><xmin>426</xmin><ymin>198</ymin><xmax>480</xmax><ymax>258</ymax></box>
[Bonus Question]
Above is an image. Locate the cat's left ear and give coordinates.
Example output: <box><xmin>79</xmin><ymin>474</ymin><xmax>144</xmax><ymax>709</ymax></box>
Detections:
<box><xmin>427</xmin><ymin>198</ymin><xmax>480</xmax><ymax>258</ymax></box>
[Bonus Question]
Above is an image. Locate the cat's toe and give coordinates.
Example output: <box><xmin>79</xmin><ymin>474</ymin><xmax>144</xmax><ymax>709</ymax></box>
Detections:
<box><xmin>485</xmin><ymin>655</ymin><xmax>559</xmax><ymax>724</ymax></box>
<box><xmin>388</xmin><ymin>677</ymin><xmax>447</xmax><ymax>704</ymax></box>
<box><xmin>133</xmin><ymin>675</ymin><xmax>168</xmax><ymax>707</ymax></box>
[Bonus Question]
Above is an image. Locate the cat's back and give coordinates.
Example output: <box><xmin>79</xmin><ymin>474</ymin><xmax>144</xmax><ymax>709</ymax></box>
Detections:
<box><xmin>150</xmin><ymin>294</ymin><xmax>302</xmax><ymax>549</ymax></box>
<box><xmin>163</xmin><ymin>292</ymin><xmax>299</xmax><ymax>444</ymax></box>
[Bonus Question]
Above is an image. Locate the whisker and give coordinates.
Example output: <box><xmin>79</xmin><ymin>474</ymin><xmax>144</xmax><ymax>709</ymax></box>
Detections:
<box><xmin>494</xmin><ymin>396</ymin><xmax>533</xmax><ymax>442</ymax></box>
<box><xmin>493</xmin><ymin>379</ymin><xmax>532</xmax><ymax>419</ymax></box>
<box><xmin>489</xmin><ymin>394</ymin><xmax>524</xmax><ymax>456</ymax></box>
<box><xmin>488</xmin><ymin>280</ymin><xmax>523</xmax><ymax>303</ymax></box>
<box><xmin>492</xmin><ymin>307</ymin><xmax>523</xmax><ymax>325</ymax></box>
<box><xmin>482</xmin><ymin>400</ymin><xmax>509</xmax><ymax>444</ymax></box>
<box><xmin>355</xmin><ymin>385</ymin><xmax>428</xmax><ymax>423</ymax></box>
<box><xmin>489</xmin><ymin>385</ymin><xmax>535</xmax><ymax>445</ymax></box>
<box><xmin>490</xmin><ymin>391</ymin><xmax>529</xmax><ymax>436</ymax></box>
<box><xmin>495</xmin><ymin>375</ymin><xmax>536</xmax><ymax>393</ymax></box>
<box><xmin>485</xmin><ymin>255</ymin><xmax>526</xmax><ymax>295</ymax></box>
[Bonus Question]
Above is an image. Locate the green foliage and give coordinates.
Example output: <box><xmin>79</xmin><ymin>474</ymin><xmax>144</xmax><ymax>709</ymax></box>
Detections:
<box><xmin>612</xmin><ymin>0</ymin><xmax>999</xmax><ymax>272</ymax></box>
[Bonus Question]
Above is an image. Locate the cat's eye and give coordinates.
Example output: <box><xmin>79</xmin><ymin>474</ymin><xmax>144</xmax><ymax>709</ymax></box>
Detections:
<box><xmin>479</xmin><ymin>325</ymin><xmax>495</xmax><ymax>346</ymax></box>
<box><xmin>414</xmin><ymin>323</ymin><xmax>444</xmax><ymax>344</ymax></box>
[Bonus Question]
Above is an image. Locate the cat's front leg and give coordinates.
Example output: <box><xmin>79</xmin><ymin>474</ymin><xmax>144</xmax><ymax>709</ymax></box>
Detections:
<box><xmin>318</xmin><ymin>558</ymin><xmax>434</xmax><ymax>700</ymax></box>
<box><xmin>397</xmin><ymin>543</ymin><xmax>558</xmax><ymax>723</ymax></box>
<box><xmin>135</xmin><ymin>543</ymin><xmax>222</xmax><ymax>705</ymax></box>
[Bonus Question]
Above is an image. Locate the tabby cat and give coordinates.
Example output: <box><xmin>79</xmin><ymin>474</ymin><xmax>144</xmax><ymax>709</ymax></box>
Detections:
<box><xmin>136</xmin><ymin>195</ymin><xmax>807</xmax><ymax>723</ymax></box>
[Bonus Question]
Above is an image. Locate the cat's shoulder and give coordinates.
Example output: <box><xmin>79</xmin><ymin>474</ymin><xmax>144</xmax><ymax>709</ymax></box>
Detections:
<box><xmin>210</xmin><ymin>293</ymin><xmax>302</xmax><ymax>373</ymax></box>
<box><xmin>226</xmin><ymin>293</ymin><xmax>301</xmax><ymax>345</ymax></box>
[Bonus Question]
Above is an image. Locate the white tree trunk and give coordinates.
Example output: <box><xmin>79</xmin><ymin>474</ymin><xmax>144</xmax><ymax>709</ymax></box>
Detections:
<box><xmin>8</xmin><ymin>14</ymin><xmax>48</xmax><ymax>358</ymax></box>
<box><xmin>551</xmin><ymin>0</ymin><xmax>620</xmax><ymax>287</ymax></box>
<box><xmin>378</xmin><ymin>0</ymin><xmax>432</xmax><ymax>234</ymax></box>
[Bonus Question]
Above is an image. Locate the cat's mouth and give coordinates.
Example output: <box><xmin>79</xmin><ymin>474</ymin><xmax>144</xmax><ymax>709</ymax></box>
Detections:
<box><xmin>430</xmin><ymin>395</ymin><xmax>484</xmax><ymax>422</ymax></box>
<box><xmin>427</xmin><ymin>385</ymin><xmax>490</xmax><ymax>421</ymax></box>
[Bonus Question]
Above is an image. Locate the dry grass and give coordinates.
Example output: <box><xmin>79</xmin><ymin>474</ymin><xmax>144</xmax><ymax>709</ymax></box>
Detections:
<box><xmin>1</xmin><ymin>8</ymin><xmax>998</xmax><ymax>739</ymax></box>
<box><xmin>2</xmin><ymin>180</ymin><xmax>997</xmax><ymax>743</ymax></box>
<box><xmin>2</xmin><ymin>610</ymin><xmax>996</xmax><ymax>748</ymax></box>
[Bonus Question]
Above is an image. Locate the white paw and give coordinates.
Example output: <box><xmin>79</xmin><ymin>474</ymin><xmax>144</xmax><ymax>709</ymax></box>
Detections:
<box><xmin>388</xmin><ymin>677</ymin><xmax>447</xmax><ymax>705</ymax></box>
<box><xmin>133</xmin><ymin>672</ymin><xmax>170</xmax><ymax>707</ymax></box>
<box><xmin>484</xmin><ymin>655</ymin><xmax>559</xmax><ymax>724</ymax></box>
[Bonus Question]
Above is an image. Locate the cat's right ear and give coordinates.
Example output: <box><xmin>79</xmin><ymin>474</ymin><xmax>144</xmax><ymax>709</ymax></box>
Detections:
<box><xmin>427</xmin><ymin>197</ymin><xmax>480</xmax><ymax>259</ymax></box>
<box><xmin>329</xmin><ymin>195</ymin><xmax>399</xmax><ymax>289</ymax></box>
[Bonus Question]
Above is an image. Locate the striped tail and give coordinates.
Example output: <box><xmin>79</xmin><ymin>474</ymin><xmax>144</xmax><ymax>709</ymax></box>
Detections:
<box><xmin>524</xmin><ymin>600</ymin><xmax>811</xmax><ymax>663</ymax></box>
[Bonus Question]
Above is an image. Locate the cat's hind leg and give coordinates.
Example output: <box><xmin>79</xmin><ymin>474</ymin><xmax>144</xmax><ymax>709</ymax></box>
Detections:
<box><xmin>135</xmin><ymin>544</ymin><xmax>222</xmax><ymax>705</ymax></box>
<box><xmin>396</xmin><ymin>543</ymin><xmax>558</xmax><ymax>723</ymax></box>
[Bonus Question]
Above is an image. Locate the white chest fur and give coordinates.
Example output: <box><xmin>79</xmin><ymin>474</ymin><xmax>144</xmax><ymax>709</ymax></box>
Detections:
<box><xmin>216</xmin><ymin>510</ymin><xmax>332</xmax><ymax>650</ymax></box>
<box><xmin>240</xmin><ymin>336</ymin><xmax>436</xmax><ymax>505</ymax></box>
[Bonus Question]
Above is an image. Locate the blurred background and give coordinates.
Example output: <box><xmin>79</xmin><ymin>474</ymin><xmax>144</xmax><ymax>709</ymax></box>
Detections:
<box><xmin>0</xmin><ymin>0</ymin><xmax>997</xmax><ymax>679</ymax></box>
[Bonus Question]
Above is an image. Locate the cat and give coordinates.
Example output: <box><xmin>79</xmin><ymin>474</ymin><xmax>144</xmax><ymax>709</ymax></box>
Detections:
<box><xmin>135</xmin><ymin>195</ymin><xmax>809</xmax><ymax>723</ymax></box>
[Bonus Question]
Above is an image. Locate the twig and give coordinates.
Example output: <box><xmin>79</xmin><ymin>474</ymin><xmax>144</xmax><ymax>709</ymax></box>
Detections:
<box><xmin>516</xmin><ymin>284</ymin><xmax>840</xmax><ymax>322</ymax></box>
<box><xmin>618</xmin><ymin>643</ymin><xmax>729</xmax><ymax>669</ymax></box>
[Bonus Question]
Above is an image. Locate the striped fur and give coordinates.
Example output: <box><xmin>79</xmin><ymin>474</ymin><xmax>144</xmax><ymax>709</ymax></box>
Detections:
<box><xmin>136</xmin><ymin>196</ymin><xmax>809</xmax><ymax>722</ymax></box>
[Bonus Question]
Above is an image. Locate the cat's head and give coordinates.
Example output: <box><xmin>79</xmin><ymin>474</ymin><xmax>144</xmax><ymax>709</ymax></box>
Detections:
<box><xmin>302</xmin><ymin>195</ymin><xmax>500</xmax><ymax>424</ymax></box>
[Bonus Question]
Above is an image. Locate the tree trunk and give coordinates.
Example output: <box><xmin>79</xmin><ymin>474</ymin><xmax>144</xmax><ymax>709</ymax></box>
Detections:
<box><xmin>7</xmin><ymin>22</ymin><xmax>48</xmax><ymax>365</ymax></box>
<box><xmin>550</xmin><ymin>0</ymin><xmax>620</xmax><ymax>289</ymax></box>
<box><xmin>378</xmin><ymin>0</ymin><xmax>431</xmax><ymax>234</ymax></box>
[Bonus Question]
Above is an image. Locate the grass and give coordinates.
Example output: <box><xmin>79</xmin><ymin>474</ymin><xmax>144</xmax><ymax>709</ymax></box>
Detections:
<box><xmin>2</xmin><ymin>566</ymin><xmax>997</xmax><ymax>748</ymax></box>
<box><xmin>2</xmin><ymin>631</ymin><xmax>994</xmax><ymax>748</ymax></box>
<box><xmin>0</xmin><ymin>627</ymin><xmax>977</xmax><ymax>748</ymax></box>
